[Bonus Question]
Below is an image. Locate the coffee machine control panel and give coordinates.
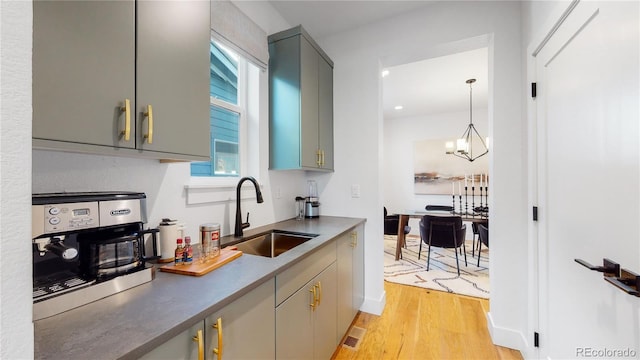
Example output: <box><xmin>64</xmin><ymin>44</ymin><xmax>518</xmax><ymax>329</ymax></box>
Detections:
<box><xmin>40</xmin><ymin>202</ymin><xmax>99</xmax><ymax>234</ymax></box>
<box><xmin>32</xmin><ymin>192</ymin><xmax>145</xmax><ymax>239</ymax></box>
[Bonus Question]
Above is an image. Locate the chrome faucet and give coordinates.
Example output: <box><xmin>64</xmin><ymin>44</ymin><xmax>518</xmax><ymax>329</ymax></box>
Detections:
<box><xmin>235</xmin><ymin>176</ymin><xmax>264</xmax><ymax>237</ymax></box>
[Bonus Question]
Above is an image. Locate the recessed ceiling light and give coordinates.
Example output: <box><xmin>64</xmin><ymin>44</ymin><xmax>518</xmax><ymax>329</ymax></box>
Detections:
<box><xmin>381</xmin><ymin>69</ymin><xmax>390</xmax><ymax>77</ymax></box>
<box><xmin>394</xmin><ymin>105</ymin><xmax>403</xmax><ymax>110</ymax></box>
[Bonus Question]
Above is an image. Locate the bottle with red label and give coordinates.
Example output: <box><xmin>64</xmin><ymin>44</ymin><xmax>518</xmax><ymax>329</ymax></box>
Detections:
<box><xmin>183</xmin><ymin>236</ymin><xmax>193</xmax><ymax>264</ymax></box>
<box><xmin>174</xmin><ymin>238</ymin><xmax>184</xmax><ymax>266</ymax></box>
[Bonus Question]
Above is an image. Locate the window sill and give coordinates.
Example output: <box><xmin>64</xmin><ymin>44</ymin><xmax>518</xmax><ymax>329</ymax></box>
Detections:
<box><xmin>185</xmin><ymin>181</ymin><xmax>263</xmax><ymax>205</ymax></box>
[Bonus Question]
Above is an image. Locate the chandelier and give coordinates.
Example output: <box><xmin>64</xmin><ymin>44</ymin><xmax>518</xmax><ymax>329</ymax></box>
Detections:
<box><xmin>445</xmin><ymin>78</ymin><xmax>488</xmax><ymax>162</ymax></box>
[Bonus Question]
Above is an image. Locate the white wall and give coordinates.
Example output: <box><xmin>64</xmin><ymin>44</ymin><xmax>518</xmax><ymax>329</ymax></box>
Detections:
<box><xmin>383</xmin><ymin>109</ymin><xmax>489</xmax><ymax>213</ymax></box>
<box><xmin>0</xmin><ymin>1</ymin><xmax>34</xmax><ymax>358</ymax></box>
<box><xmin>317</xmin><ymin>0</ymin><xmax>527</xmax><ymax>350</ymax></box>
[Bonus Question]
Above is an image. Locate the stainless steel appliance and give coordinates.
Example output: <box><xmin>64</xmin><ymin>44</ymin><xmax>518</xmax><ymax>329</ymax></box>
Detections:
<box><xmin>305</xmin><ymin>180</ymin><xmax>320</xmax><ymax>218</ymax></box>
<box><xmin>32</xmin><ymin>192</ymin><xmax>158</xmax><ymax>320</ymax></box>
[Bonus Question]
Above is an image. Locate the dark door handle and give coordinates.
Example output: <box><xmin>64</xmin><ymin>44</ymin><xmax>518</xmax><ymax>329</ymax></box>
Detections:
<box><xmin>574</xmin><ymin>258</ymin><xmax>620</xmax><ymax>277</ymax></box>
<box><xmin>605</xmin><ymin>268</ymin><xmax>640</xmax><ymax>297</ymax></box>
<box><xmin>604</xmin><ymin>276</ymin><xmax>639</xmax><ymax>296</ymax></box>
<box><xmin>576</xmin><ymin>258</ymin><xmax>640</xmax><ymax>297</ymax></box>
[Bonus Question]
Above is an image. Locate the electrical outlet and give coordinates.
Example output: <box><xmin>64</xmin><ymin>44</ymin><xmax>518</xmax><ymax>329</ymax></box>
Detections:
<box><xmin>275</xmin><ymin>187</ymin><xmax>281</xmax><ymax>199</ymax></box>
<box><xmin>351</xmin><ymin>184</ymin><xmax>361</xmax><ymax>198</ymax></box>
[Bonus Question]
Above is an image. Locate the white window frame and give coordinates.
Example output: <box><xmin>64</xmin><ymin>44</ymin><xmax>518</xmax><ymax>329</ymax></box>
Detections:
<box><xmin>190</xmin><ymin>42</ymin><xmax>247</xmax><ymax>186</ymax></box>
<box><xmin>186</xmin><ymin>42</ymin><xmax>262</xmax><ymax>204</ymax></box>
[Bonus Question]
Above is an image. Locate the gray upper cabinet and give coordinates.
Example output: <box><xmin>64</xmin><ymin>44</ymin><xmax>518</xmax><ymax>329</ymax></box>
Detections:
<box><xmin>33</xmin><ymin>1</ymin><xmax>136</xmax><ymax>150</ymax></box>
<box><xmin>269</xmin><ymin>26</ymin><xmax>334</xmax><ymax>171</ymax></box>
<box><xmin>135</xmin><ymin>1</ymin><xmax>209</xmax><ymax>157</ymax></box>
<box><xmin>33</xmin><ymin>0</ymin><xmax>210</xmax><ymax>161</ymax></box>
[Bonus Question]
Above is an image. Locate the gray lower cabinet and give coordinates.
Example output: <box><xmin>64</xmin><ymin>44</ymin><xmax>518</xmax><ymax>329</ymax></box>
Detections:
<box><xmin>140</xmin><ymin>321</ymin><xmax>205</xmax><ymax>360</ymax></box>
<box><xmin>139</xmin><ymin>278</ymin><xmax>275</xmax><ymax>360</ymax></box>
<box><xmin>352</xmin><ymin>225</ymin><xmax>365</xmax><ymax>320</ymax></box>
<box><xmin>268</xmin><ymin>25</ymin><xmax>334</xmax><ymax>171</ymax></box>
<box><xmin>205</xmin><ymin>279</ymin><xmax>275</xmax><ymax>359</ymax></box>
<box><xmin>138</xmin><ymin>321</ymin><xmax>204</xmax><ymax>360</ymax></box>
<box><xmin>33</xmin><ymin>0</ymin><xmax>210</xmax><ymax>161</ymax></box>
<box><xmin>139</xmin><ymin>224</ymin><xmax>364</xmax><ymax>360</ymax></box>
<box><xmin>276</xmin><ymin>262</ymin><xmax>337</xmax><ymax>360</ymax></box>
<box><xmin>275</xmin><ymin>243</ymin><xmax>338</xmax><ymax>359</ymax></box>
<box><xmin>336</xmin><ymin>225</ymin><xmax>365</xmax><ymax>342</ymax></box>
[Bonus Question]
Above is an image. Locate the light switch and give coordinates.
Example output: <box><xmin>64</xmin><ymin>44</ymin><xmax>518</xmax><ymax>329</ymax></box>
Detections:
<box><xmin>351</xmin><ymin>184</ymin><xmax>361</xmax><ymax>198</ymax></box>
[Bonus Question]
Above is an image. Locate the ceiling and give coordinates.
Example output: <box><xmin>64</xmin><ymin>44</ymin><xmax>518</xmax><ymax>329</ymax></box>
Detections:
<box><xmin>268</xmin><ymin>1</ymin><xmax>437</xmax><ymax>40</ymax></box>
<box><xmin>268</xmin><ymin>0</ymin><xmax>489</xmax><ymax>120</ymax></box>
<box><xmin>382</xmin><ymin>47</ymin><xmax>488</xmax><ymax>119</ymax></box>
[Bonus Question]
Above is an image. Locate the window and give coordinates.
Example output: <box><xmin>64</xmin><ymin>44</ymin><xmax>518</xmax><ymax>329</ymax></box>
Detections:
<box><xmin>191</xmin><ymin>40</ymin><xmax>246</xmax><ymax>178</ymax></box>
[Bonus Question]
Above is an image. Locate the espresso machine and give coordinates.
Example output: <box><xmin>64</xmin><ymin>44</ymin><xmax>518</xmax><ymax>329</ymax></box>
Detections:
<box><xmin>32</xmin><ymin>192</ymin><xmax>158</xmax><ymax>320</ymax></box>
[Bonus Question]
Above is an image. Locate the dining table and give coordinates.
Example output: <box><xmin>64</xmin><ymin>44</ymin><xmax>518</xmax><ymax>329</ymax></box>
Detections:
<box><xmin>394</xmin><ymin>210</ymin><xmax>488</xmax><ymax>261</ymax></box>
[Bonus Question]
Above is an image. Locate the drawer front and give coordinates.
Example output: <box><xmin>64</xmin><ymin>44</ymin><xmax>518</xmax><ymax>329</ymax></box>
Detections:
<box><xmin>276</xmin><ymin>242</ymin><xmax>336</xmax><ymax>306</ymax></box>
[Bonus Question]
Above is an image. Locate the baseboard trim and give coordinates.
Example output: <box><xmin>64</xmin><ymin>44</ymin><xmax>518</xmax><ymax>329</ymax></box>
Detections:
<box><xmin>486</xmin><ymin>311</ymin><xmax>528</xmax><ymax>353</ymax></box>
<box><xmin>359</xmin><ymin>289</ymin><xmax>386</xmax><ymax>315</ymax></box>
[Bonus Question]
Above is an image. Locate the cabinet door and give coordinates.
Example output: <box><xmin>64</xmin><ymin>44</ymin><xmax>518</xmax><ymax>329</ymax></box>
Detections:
<box><xmin>313</xmin><ymin>263</ymin><xmax>338</xmax><ymax>360</ymax></box>
<box><xmin>33</xmin><ymin>0</ymin><xmax>135</xmax><ymax>149</ymax></box>
<box><xmin>336</xmin><ymin>232</ymin><xmax>354</xmax><ymax>341</ymax></box>
<box><xmin>336</xmin><ymin>226</ymin><xmax>365</xmax><ymax>341</ymax></box>
<box><xmin>276</xmin><ymin>276</ymin><xmax>315</xmax><ymax>360</ymax></box>
<box><xmin>205</xmin><ymin>279</ymin><xmax>275</xmax><ymax>360</ymax></box>
<box><xmin>139</xmin><ymin>321</ymin><xmax>205</xmax><ymax>360</ymax></box>
<box><xmin>318</xmin><ymin>56</ymin><xmax>334</xmax><ymax>171</ymax></box>
<box><xmin>300</xmin><ymin>36</ymin><xmax>320</xmax><ymax>169</ymax></box>
<box><xmin>352</xmin><ymin>225</ymin><xmax>365</xmax><ymax>318</ymax></box>
<box><xmin>136</xmin><ymin>0</ymin><xmax>210</xmax><ymax>158</ymax></box>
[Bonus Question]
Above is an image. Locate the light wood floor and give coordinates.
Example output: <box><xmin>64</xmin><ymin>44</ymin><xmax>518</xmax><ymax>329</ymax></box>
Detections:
<box><xmin>332</xmin><ymin>281</ymin><xmax>523</xmax><ymax>360</ymax></box>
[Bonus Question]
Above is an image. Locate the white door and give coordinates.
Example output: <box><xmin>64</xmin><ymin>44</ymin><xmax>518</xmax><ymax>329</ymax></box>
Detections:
<box><xmin>535</xmin><ymin>1</ymin><xmax>639</xmax><ymax>359</ymax></box>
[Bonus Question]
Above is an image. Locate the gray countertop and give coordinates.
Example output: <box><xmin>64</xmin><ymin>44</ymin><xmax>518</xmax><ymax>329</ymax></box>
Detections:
<box><xmin>34</xmin><ymin>216</ymin><xmax>365</xmax><ymax>360</ymax></box>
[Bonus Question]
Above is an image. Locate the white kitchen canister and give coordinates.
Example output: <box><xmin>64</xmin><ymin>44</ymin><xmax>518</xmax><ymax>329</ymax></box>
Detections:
<box><xmin>158</xmin><ymin>219</ymin><xmax>185</xmax><ymax>263</ymax></box>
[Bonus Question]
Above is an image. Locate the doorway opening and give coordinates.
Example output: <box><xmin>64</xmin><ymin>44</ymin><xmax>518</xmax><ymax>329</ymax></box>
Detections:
<box><xmin>381</xmin><ymin>46</ymin><xmax>491</xmax><ymax>299</ymax></box>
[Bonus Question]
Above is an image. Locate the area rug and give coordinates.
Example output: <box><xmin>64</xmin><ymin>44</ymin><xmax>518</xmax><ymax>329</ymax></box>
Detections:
<box><xmin>384</xmin><ymin>235</ymin><xmax>490</xmax><ymax>299</ymax></box>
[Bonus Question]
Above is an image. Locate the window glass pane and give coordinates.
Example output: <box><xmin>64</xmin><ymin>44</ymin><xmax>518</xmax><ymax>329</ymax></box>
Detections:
<box><xmin>210</xmin><ymin>42</ymin><xmax>238</xmax><ymax>105</ymax></box>
<box><xmin>191</xmin><ymin>106</ymin><xmax>240</xmax><ymax>177</ymax></box>
<box><xmin>191</xmin><ymin>40</ymin><xmax>241</xmax><ymax>177</ymax></box>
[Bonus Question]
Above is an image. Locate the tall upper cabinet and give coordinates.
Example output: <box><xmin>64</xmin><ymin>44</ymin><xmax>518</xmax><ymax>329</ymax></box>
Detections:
<box><xmin>268</xmin><ymin>26</ymin><xmax>334</xmax><ymax>171</ymax></box>
<box><xmin>33</xmin><ymin>0</ymin><xmax>210</xmax><ymax>161</ymax></box>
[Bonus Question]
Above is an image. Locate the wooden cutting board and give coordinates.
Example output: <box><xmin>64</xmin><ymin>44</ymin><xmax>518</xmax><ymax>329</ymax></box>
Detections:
<box><xmin>159</xmin><ymin>248</ymin><xmax>242</xmax><ymax>276</ymax></box>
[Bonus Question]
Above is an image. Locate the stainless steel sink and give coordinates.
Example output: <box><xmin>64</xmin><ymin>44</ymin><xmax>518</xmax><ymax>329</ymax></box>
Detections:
<box><xmin>233</xmin><ymin>230</ymin><xmax>318</xmax><ymax>258</ymax></box>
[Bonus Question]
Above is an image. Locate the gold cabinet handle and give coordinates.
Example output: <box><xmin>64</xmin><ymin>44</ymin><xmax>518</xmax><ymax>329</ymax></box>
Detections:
<box><xmin>351</xmin><ymin>232</ymin><xmax>357</xmax><ymax>248</ymax></box>
<box><xmin>317</xmin><ymin>282</ymin><xmax>322</xmax><ymax>306</ymax></box>
<box><xmin>120</xmin><ymin>99</ymin><xmax>131</xmax><ymax>141</ymax></box>
<box><xmin>310</xmin><ymin>286</ymin><xmax>317</xmax><ymax>310</ymax></box>
<box><xmin>321</xmin><ymin>150</ymin><xmax>325</xmax><ymax>167</ymax></box>
<box><xmin>212</xmin><ymin>317</ymin><xmax>223</xmax><ymax>360</ymax></box>
<box><xmin>191</xmin><ymin>329</ymin><xmax>204</xmax><ymax>360</ymax></box>
<box><xmin>316</xmin><ymin>150</ymin><xmax>322</xmax><ymax>166</ymax></box>
<box><xmin>143</xmin><ymin>105</ymin><xmax>153</xmax><ymax>144</ymax></box>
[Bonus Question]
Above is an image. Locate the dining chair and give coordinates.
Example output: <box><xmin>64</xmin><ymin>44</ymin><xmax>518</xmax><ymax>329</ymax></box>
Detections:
<box><xmin>418</xmin><ymin>215</ymin><xmax>467</xmax><ymax>276</ymax></box>
<box><xmin>384</xmin><ymin>207</ymin><xmax>411</xmax><ymax>236</ymax></box>
<box><xmin>477</xmin><ymin>223</ymin><xmax>489</xmax><ymax>267</ymax></box>
<box><xmin>471</xmin><ymin>219</ymin><xmax>488</xmax><ymax>258</ymax></box>
<box><xmin>425</xmin><ymin>206</ymin><xmax>460</xmax><ymax>255</ymax></box>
